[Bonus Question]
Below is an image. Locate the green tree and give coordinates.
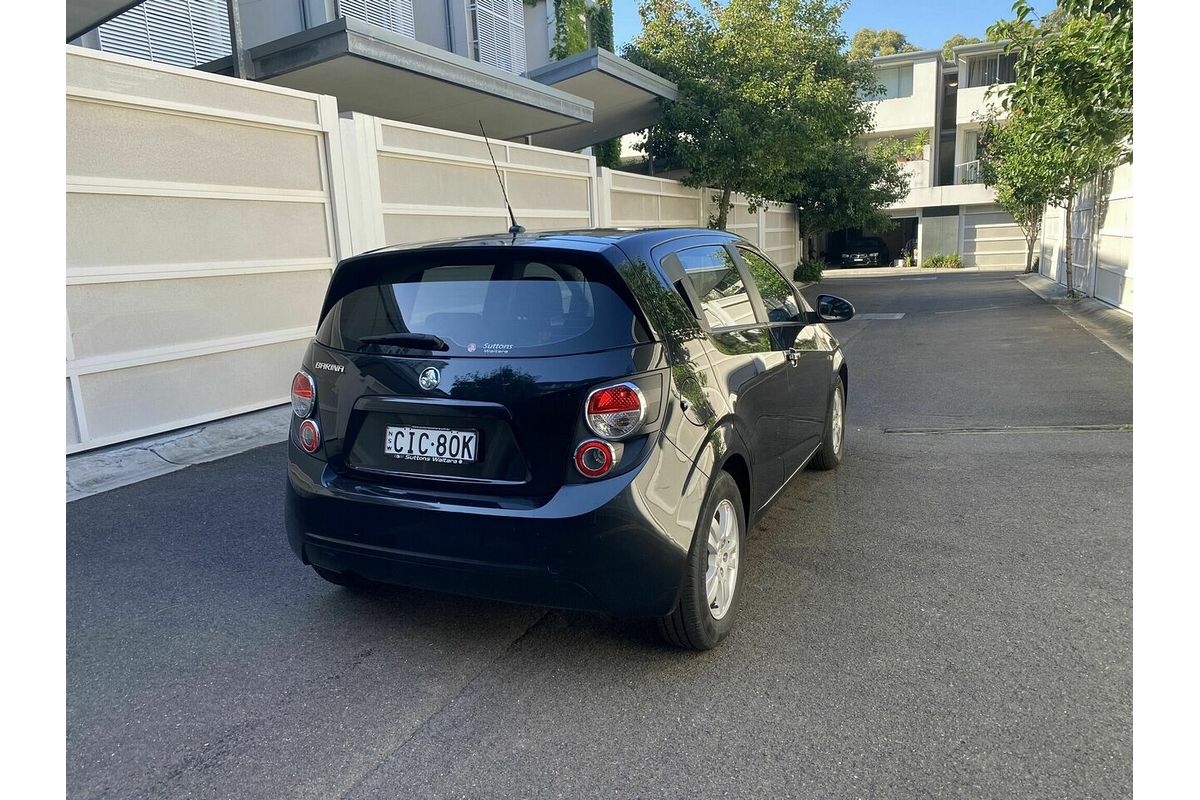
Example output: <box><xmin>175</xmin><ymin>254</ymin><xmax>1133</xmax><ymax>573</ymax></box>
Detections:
<box><xmin>988</xmin><ymin>0</ymin><xmax>1132</xmax><ymax>295</ymax></box>
<box><xmin>977</xmin><ymin>109</ymin><xmax>1059</xmax><ymax>273</ymax></box>
<box><xmin>848</xmin><ymin>27</ymin><xmax>921</xmax><ymax>59</ymax></box>
<box><xmin>626</xmin><ymin>0</ymin><xmax>878</xmax><ymax>230</ymax></box>
<box><xmin>941</xmin><ymin>33</ymin><xmax>981</xmax><ymax>60</ymax></box>
<box><xmin>788</xmin><ymin>138</ymin><xmax>910</xmax><ymax>251</ymax></box>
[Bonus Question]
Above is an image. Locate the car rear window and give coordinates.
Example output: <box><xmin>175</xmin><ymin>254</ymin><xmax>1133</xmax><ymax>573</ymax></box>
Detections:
<box><xmin>316</xmin><ymin>254</ymin><xmax>649</xmax><ymax>357</ymax></box>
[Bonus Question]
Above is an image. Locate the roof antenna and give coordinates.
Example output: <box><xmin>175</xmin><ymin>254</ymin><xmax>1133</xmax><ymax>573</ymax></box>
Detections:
<box><xmin>479</xmin><ymin>120</ymin><xmax>525</xmax><ymax>238</ymax></box>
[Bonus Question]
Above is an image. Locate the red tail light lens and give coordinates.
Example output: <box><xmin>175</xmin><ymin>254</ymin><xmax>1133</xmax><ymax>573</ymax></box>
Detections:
<box><xmin>574</xmin><ymin>439</ymin><xmax>615</xmax><ymax>478</ymax></box>
<box><xmin>291</xmin><ymin>371</ymin><xmax>315</xmax><ymax>418</ymax></box>
<box><xmin>585</xmin><ymin>382</ymin><xmax>646</xmax><ymax>440</ymax></box>
<box><xmin>298</xmin><ymin>419</ymin><xmax>321</xmax><ymax>453</ymax></box>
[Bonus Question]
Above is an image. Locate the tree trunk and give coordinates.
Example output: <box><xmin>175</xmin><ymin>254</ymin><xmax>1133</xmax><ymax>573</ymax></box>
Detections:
<box><xmin>1024</xmin><ymin>220</ymin><xmax>1041</xmax><ymax>273</ymax></box>
<box><xmin>714</xmin><ymin>186</ymin><xmax>733</xmax><ymax>231</ymax></box>
<box><xmin>1064</xmin><ymin>195</ymin><xmax>1075</xmax><ymax>294</ymax></box>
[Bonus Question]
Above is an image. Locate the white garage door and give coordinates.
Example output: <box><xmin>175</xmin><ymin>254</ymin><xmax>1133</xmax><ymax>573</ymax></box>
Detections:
<box><xmin>961</xmin><ymin>205</ymin><xmax>1026</xmax><ymax>269</ymax></box>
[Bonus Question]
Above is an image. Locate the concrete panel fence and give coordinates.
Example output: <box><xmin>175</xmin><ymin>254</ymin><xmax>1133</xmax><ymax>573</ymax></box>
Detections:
<box><xmin>1039</xmin><ymin>160</ymin><xmax>1133</xmax><ymax>312</ymax></box>
<box><xmin>65</xmin><ymin>46</ymin><xmax>800</xmax><ymax>453</ymax></box>
<box><xmin>66</xmin><ymin>47</ymin><xmax>346</xmax><ymax>453</ymax></box>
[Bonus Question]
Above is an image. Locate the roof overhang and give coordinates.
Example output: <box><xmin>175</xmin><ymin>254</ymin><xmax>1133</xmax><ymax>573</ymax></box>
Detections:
<box><xmin>67</xmin><ymin>0</ymin><xmax>146</xmax><ymax>41</ymax></box>
<box><xmin>204</xmin><ymin>17</ymin><xmax>593</xmax><ymax>142</ymax></box>
<box><xmin>871</xmin><ymin>49</ymin><xmax>944</xmax><ymax>67</ymax></box>
<box><xmin>952</xmin><ymin>40</ymin><xmax>1011</xmax><ymax>59</ymax></box>
<box><xmin>526</xmin><ymin>48</ymin><xmax>677</xmax><ymax>151</ymax></box>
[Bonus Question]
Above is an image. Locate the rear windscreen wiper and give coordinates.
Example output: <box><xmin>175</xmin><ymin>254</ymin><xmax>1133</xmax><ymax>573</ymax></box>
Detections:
<box><xmin>359</xmin><ymin>333</ymin><xmax>449</xmax><ymax>351</ymax></box>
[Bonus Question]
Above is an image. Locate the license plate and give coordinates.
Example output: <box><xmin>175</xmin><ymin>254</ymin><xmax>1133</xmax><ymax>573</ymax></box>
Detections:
<box><xmin>384</xmin><ymin>426</ymin><xmax>479</xmax><ymax>464</ymax></box>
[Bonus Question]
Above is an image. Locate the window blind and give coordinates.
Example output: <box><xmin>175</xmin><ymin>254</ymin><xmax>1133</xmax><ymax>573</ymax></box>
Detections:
<box><xmin>471</xmin><ymin>0</ymin><xmax>527</xmax><ymax>74</ymax></box>
<box><xmin>339</xmin><ymin>0</ymin><xmax>417</xmax><ymax>39</ymax></box>
<box><xmin>97</xmin><ymin>0</ymin><xmax>231</xmax><ymax>68</ymax></box>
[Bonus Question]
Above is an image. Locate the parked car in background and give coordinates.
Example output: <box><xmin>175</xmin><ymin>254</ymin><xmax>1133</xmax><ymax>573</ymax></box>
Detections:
<box><xmin>840</xmin><ymin>236</ymin><xmax>890</xmax><ymax>267</ymax></box>
<box><xmin>285</xmin><ymin>228</ymin><xmax>855</xmax><ymax>650</ymax></box>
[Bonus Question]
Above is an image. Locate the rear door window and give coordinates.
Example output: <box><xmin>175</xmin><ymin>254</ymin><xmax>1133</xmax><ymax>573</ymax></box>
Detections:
<box><xmin>737</xmin><ymin>247</ymin><xmax>800</xmax><ymax>323</ymax></box>
<box><xmin>671</xmin><ymin>245</ymin><xmax>758</xmax><ymax>329</ymax></box>
<box><xmin>317</xmin><ymin>255</ymin><xmax>646</xmax><ymax>357</ymax></box>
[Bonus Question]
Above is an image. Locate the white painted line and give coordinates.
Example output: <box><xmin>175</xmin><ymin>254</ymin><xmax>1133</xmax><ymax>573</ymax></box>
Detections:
<box><xmin>856</xmin><ymin>313</ymin><xmax>906</xmax><ymax>320</ymax></box>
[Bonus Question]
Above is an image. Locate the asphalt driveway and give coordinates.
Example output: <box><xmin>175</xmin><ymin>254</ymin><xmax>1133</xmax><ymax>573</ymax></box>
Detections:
<box><xmin>67</xmin><ymin>270</ymin><xmax>1132</xmax><ymax>799</ymax></box>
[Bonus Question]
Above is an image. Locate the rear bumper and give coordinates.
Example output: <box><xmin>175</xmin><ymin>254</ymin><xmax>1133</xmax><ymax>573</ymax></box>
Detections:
<box><xmin>284</xmin><ymin>447</ymin><xmax>689</xmax><ymax>616</ymax></box>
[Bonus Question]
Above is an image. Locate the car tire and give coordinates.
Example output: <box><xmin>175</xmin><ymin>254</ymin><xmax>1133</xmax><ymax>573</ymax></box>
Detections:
<box><xmin>311</xmin><ymin>565</ymin><xmax>363</xmax><ymax>588</ymax></box>
<box><xmin>657</xmin><ymin>471</ymin><xmax>746</xmax><ymax>651</ymax></box>
<box><xmin>810</xmin><ymin>376</ymin><xmax>846</xmax><ymax>471</ymax></box>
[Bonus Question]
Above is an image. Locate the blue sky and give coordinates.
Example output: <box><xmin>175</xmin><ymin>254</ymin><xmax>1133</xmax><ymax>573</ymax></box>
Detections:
<box><xmin>611</xmin><ymin>1</ymin><xmax>1060</xmax><ymax>51</ymax></box>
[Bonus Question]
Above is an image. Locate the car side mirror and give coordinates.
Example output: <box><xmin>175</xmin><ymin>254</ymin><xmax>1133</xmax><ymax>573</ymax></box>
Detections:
<box><xmin>816</xmin><ymin>294</ymin><xmax>855</xmax><ymax>323</ymax></box>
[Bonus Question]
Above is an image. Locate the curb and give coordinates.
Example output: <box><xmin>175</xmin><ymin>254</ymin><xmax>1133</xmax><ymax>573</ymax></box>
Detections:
<box><xmin>67</xmin><ymin>405</ymin><xmax>292</xmax><ymax>502</ymax></box>
<box><xmin>1016</xmin><ymin>273</ymin><xmax>1133</xmax><ymax>363</ymax></box>
<box><xmin>819</xmin><ymin>266</ymin><xmax>1019</xmax><ymax>279</ymax></box>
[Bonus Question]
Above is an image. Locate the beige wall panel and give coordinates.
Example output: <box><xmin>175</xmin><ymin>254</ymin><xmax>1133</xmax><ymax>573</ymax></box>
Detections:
<box><xmin>1097</xmin><ymin>235</ymin><xmax>1132</xmax><ymax>271</ymax></box>
<box><xmin>67</xmin><ymin>100</ymin><xmax>324</xmax><ymax>191</ymax></box>
<box><xmin>508</xmin><ymin>147</ymin><xmax>590</xmax><ymax>173</ymax></box>
<box><xmin>378</xmin><ymin>124</ymin><xmax>493</xmax><ymax>160</ymax></box>
<box><xmin>505</xmin><ymin>171</ymin><xmax>591</xmax><ymax>213</ymax></box>
<box><xmin>1100</xmin><ymin>197</ymin><xmax>1132</xmax><ymax>232</ymax></box>
<box><xmin>611</xmin><ymin>192</ymin><xmax>659</xmax><ymax>223</ymax></box>
<box><xmin>963</xmin><ymin>238</ymin><xmax>1024</xmax><ymax>256</ymax></box>
<box><xmin>383</xmin><ymin>213</ymin><xmax>511</xmax><ymax>244</ymax></box>
<box><xmin>377</xmin><ymin>156</ymin><xmax>496</xmax><ymax>207</ymax></box>
<box><xmin>78</xmin><ymin>340</ymin><xmax>307</xmax><ymax>442</ymax></box>
<box><xmin>68</xmin><ymin>270</ymin><xmax>331</xmax><ymax>360</ymax></box>
<box><xmin>1109</xmin><ymin>161</ymin><xmax>1133</xmax><ymax>195</ymax></box>
<box><xmin>515</xmin><ymin>215</ymin><xmax>592</xmax><ymax>231</ymax></box>
<box><xmin>67</xmin><ymin>194</ymin><xmax>332</xmax><ymax>268</ymax></box>
<box><xmin>970</xmin><ymin>252</ymin><xmax>1027</xmax><ymax>268</ymax></box>
<box><xmin>68</xmin><ymin>50</ymin><xmax>320</xmax><ymax>125</ymax></box>
<box><xmin>964</xmin><ymin>224</ymin><xmax>1022</xmax><ymax>241</ymax></box>
<box><xmin>67</xmin><ymin>381</ymin><xmax>81</xmax><ymax>446</ymax></box>
<box><xmin>1094</xmin><ymin>267</ymin><xmax>1129</xmax><ymax>309</ymax></box>
<box><xmin>659</xmin><ymin>196</ymin><xmax>701</xmax><ymax>223</ymax></box>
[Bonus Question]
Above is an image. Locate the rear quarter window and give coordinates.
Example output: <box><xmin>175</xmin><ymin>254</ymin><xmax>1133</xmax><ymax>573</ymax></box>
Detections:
<box><xmin>317</xmin><ymin>254</ymin><xmax>649</xmax><ymax>357</ymax></box>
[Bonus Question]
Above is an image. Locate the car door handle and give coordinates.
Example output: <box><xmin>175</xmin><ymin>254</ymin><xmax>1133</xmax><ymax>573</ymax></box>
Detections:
<box><xmin>785</xmin><ymin>348</ymin><xmax>801</xmax><ymax>366</ymax></box>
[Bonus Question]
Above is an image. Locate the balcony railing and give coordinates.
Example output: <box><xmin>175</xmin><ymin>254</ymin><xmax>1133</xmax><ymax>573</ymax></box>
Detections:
<box><xmin>955</xmin><ymin>160</ymin><xmax>982</xmax><ymax>185</ymax></box>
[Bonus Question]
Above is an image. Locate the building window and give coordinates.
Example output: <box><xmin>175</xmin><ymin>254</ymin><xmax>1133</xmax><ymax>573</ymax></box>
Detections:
<box><xmin>471</xmin><ymin>0</ymin><xmax>527</xmax><ymax>74</ymax></box>
<box><xmin>339</xmin><ymin>0</ymin><xmax>417</xmax><ymax>39</ymax></box>
<box><xmin>966</xmin><ymin>53</ymin><xmax>1017</xmax><ymax>87</ymax></box>
<box><xmin>97</xmin><ymin>0</ymin><xmax>231</xmax><ymax>68</ymax></box>
<box><xmin>862</xmin><ymin>64</ymin><xmax>913</xmax><ymax>100</ymax></box>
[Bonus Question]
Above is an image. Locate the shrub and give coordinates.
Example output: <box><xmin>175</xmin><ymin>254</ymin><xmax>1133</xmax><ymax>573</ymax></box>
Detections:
<box><xmin>921</xmin><ymin>253</ymin><xmax>964</xmax><ymax>269</ymax></box>
<box><xmin>793</xmin><ymin>259</ymin><xmax>825</xmax><ymax>284</ymax></box>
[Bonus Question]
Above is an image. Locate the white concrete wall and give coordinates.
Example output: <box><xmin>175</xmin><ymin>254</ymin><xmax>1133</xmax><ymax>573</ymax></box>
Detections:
<box><xmin>867</xmin><ymin>56</ymin><xmax>940</xmax><ymax>134</ymax></box>
<box><xmin>960</xmin><ymin>205</ymin><xmax>1026</xmax><ymax>269</ymax></box>
<box><xmin>65</xmin><ymin>46</ymin><xmax>802</xmax><ymax>454</ymax></box>
<box><xmin>66</xmin><ymin>46</ymin><xmax>347</xmax><ymax>453</ymax></box>
<box><xmin>342</xmin><ymin>114</ymin><xmax>597</xmax><ymax>252</ymax></box>
<box><xmin>955</xmin><ymin>83</ymin><xmax>1010</xmax><ymax>127</ymax></box>
<box><xmin>1039</xmin><ymin>161</ymin><xmax>1133</xmax><ymax>311</ymax></box>
<box><xmin>599</xmin><ymin>170</ymin><xmax>799</xmax><ymax>269</ymax></box>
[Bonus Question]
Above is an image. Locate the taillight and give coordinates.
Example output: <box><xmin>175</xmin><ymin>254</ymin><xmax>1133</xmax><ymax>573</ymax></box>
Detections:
<box><xmin>585</xmin><ymin>382</ymin><xmax>646</xmax><ymax>440</ymax></box>
<box><xmin>291</xmin><ymin>370</ymin><xmax>315</xmax><ymax>418</ymax></box>
<box><xmin>298</xmin><ymin>419</ymin><xmax>321</xmax><ymax>453</ymax></box>
<box><xmin>574</xmin><ymin>439</ymin><xmax>615</xmax><ymax>478</ymax></box>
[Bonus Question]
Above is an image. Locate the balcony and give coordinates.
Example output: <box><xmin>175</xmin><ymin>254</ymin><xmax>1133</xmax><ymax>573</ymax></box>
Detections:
<box><xmin>955</xmin><ymin>160</ymin><xmax>981</xmax><ymax>185</ymax></box>
<box><xmin>900</xmin><ymin>159</ymin><xmax>930</xmax><ymax>190</ymax></box>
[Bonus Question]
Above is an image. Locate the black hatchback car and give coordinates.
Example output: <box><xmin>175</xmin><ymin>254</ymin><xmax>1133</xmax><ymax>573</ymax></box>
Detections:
<box><xmin>285</xmin><ymin>229</ymin><xmax>854</xmax><ymax>649</ymax></box>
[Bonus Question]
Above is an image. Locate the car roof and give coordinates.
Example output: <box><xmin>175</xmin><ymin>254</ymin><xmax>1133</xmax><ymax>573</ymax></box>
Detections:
<box><xmin>358</xmin><ymin>227</ymin><xmax>745</xmax><ymax>257</ymax></box>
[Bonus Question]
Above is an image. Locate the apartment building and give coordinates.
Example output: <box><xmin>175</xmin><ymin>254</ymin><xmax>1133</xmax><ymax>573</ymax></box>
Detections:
<box><xmin>67</xmin><ymin>0</ymin><xmax>676</xmax><ymax>152</ymax></box>
<box><xmin>847</xmin><ymin>42</ymin><xmax>1025</xmax><ymax>270</ymax></box>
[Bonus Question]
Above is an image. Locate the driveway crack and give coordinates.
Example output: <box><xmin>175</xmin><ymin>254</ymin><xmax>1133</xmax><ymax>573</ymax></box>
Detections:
<box><xmin>335</xmin><ymin>609</ymin><xmax>551</xmax><ymax>799</ymax></box>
